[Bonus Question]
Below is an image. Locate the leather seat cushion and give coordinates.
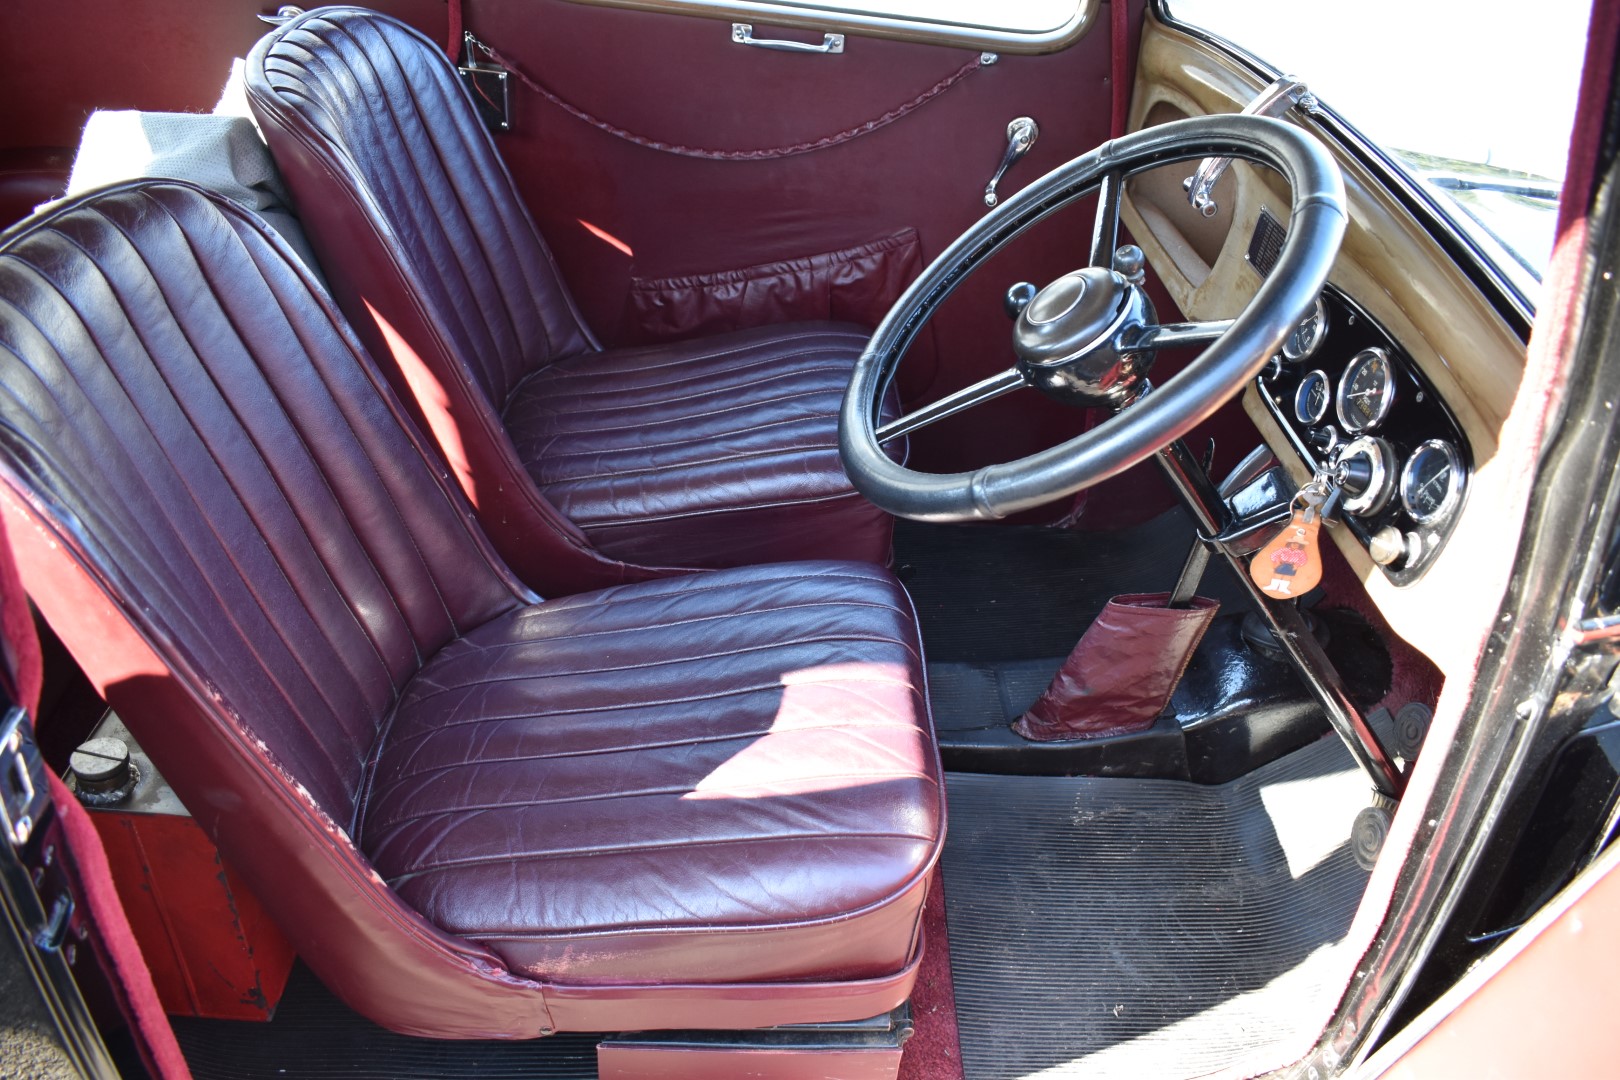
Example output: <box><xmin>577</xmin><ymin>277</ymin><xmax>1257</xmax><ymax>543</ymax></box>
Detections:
<box><xmin>361</xmin><ymin>561</ymin><xmax>942</xmax><ymax>985</ymax></box>
<box><xmin>503</xmin><ymin>323</ymin><xmax>895</xmax><ymax>570</ymax></box>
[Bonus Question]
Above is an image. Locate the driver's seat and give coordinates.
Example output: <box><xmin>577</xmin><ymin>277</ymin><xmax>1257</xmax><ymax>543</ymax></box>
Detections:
<box><xmin>0</xmin><ymin>182</ymin><xmax>942</xmax><ymax>1037</ymax></box>
<box><xmin>246</xmin><ymin>7</ymin><xmax>898</xmax><ymax>597</ymax></box>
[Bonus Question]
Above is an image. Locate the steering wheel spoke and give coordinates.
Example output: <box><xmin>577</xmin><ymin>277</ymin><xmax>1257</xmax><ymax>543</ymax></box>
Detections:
<box><xmin>876</xmin><ymin>366</ymin><xmax>1028</xmax><ymax>445</ymax></box>
<box><xmin>1088</xmin><ymin>169</ymin><xmax>1123</xmax><ymax>267</ymax></box>
<box><xmin>1129</xmin><ymin>319</ymin><xmax>1236</xmax><ymax>351</ymax></box>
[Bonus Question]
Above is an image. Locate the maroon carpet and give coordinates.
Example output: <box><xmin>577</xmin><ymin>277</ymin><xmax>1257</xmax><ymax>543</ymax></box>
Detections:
<box><xmin>1319</xmin><ymin>542</ymin><xmax>1444</xmax><ymax>718</ymax></box>
<box><xmin>898</xmin><ymin>868</ymin><xmax>964</xmax><ymax>1080</ymax></box>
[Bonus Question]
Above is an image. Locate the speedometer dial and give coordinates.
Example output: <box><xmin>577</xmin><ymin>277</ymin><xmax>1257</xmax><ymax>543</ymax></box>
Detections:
<box><xmin>1335</xmin><ymin>348</ymin><xmax>1396</xmax><ymax>433</ymax></box>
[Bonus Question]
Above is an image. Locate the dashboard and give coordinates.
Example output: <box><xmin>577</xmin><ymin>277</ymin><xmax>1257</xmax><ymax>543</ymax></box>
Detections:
<box><xmin>1118</xmin><ymin>15</ymin><xmax>1528</xmax><ymax>665</ymax></box>
<box><xmin>1254</xmin><ymin>286</ymin><xmax>1471</xmax><ymax>585</ymax></box>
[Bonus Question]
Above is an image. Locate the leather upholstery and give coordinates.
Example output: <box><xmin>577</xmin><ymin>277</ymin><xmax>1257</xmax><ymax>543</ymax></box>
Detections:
<box><xmin>621</xmin><ymin>230</ymin><xmax>924</xmax><ymax>346</ymax></box>
<box><xmin>1015</xmin><ymin>593</ymin><xmax>1219</xmax><ymax>741</ymax></box>
<box><xmin>0</xmin><ymin>182</ymin><xmax>941</xmax><ymax>1035</ymax></box>
<box><xmin>245</xmin><ymin>7</ymin><xmax>895</xmax><ymax>591</ymax></box>
<box><xmin>366</xmin><ymin>561</ymin><xmax>938</xmax><ymax>983</ymax></box>
<box><xmin>507</xmin><ymin>323</ymin><xmax>892</xmax><ymax>568</ymax></box>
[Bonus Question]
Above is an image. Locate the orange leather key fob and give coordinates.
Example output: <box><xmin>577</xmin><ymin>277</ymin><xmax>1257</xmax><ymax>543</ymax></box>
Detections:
<box><xmin>1251</xmin><ymin>491</ymin><xmax>1325</xmax><ymax>599</ymax></box>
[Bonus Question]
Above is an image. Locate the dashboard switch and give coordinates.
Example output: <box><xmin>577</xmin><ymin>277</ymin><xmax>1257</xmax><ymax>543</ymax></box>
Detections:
<box><xmin>1335</xmin><ymin>436</ymin><xmax>1397</xmax><ymax>516</ymax></box>
<box><xmin>1368</xmin><ymin>526</ymin><xmax>1405</xmax><ymax>566</ymax></box>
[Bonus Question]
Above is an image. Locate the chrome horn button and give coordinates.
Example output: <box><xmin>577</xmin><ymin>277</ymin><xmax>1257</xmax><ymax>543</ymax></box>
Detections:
<box><xmin>1012</xmin><ymin>267</ymin><xmax>1158</xmax><ymax>409</ymax></box>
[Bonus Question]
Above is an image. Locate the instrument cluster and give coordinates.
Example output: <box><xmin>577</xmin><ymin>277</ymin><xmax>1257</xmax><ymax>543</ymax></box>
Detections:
<box><xmin>1256</xmin><ymin>287</ymin><xmax>1470</xmax><ymax>584</ymax></box>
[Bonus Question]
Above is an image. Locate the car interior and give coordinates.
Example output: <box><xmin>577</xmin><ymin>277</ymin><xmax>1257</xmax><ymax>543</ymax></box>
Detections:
<box><xmin>0</xmin><ymin>1</ymin><xmax>1595</xmax><ymax>1077</ymax></box>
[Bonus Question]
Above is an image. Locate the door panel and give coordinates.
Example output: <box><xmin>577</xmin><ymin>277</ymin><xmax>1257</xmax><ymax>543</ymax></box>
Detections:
<box><xmin>0</xmin><ymin>0</ymin><xmax>1138</xmax><ymax>481</ymax></box>
<box><xmin>470</xmin><ymin>0</ymin><xmax>1138</xmax><ymax>474</ymax></box>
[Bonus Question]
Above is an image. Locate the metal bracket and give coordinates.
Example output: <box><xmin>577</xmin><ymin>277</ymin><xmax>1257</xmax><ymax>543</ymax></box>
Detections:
<box><xmin>1</xmin><ymin>706</ymin><xmax>48</xmax><ymax>848</ymax></box>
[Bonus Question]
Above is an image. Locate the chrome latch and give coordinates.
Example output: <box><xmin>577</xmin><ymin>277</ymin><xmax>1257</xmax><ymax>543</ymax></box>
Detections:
<box><xmin>1183</xmin><ymin>76</ymin><xmax>1319</xmax><ymax>218</ymax></box>
<box><xmin>1</xmin><ymin>706</ymin><xmax>49</xmax><ymax>848</ymax></box>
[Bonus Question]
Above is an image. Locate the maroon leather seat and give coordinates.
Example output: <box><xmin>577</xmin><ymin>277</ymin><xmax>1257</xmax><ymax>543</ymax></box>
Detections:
<box><xmin>503</xmin><ymin>322</ymin><xmax>882</xmax><ymax>570</ymax></box>
<box><xmin>244</xmin><ymin>7</ymin><xmax>897</xmax><ymax>596</ymax></box>
<box><xmin>0</xmin><ymin>182</ymin><xmax>942</xmax><ymax>1037</ymax></box>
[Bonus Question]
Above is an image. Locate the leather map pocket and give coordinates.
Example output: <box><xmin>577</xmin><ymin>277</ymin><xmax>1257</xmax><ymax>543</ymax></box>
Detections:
<box><xmin>621</xmin><ymin>228</ymin><xmax>923</xmax><ymax>343</ymax></box>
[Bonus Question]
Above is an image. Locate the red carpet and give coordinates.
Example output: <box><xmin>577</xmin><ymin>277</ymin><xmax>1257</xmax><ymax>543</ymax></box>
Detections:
<box><xmin>898</xmin><ymin>868</ymin><xmax>964</xmax><ymax>1080</ymax></box>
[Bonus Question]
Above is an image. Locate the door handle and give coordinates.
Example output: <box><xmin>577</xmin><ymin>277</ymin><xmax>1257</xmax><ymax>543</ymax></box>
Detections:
<box><xmin>731</xmin><ymin>23</ymin><xmax>845</xmax><ymax>55</ymax></box>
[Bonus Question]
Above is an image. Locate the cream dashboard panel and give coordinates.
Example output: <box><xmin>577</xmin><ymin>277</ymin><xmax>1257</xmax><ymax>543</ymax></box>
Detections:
<box><xmin>1120</xmin><ymin>16</ymin><xmax>1528</xmax><ymax>667</ymax></box>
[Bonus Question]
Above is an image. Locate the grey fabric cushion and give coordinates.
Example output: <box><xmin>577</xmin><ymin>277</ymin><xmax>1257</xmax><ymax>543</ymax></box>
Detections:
<box><xmin>63</xmin><ymin>105</ymin><xmax>323</xmax><ymax>279</ymax></box>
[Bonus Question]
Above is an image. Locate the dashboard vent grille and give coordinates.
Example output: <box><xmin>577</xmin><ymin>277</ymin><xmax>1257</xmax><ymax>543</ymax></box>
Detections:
<box><xmin>1247</xmin><ymin>208</ymin><xmax>1286</xmax><ymax>278</ymax></box>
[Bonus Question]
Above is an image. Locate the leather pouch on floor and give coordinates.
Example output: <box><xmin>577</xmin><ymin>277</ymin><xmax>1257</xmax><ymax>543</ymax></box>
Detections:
<box><xmin>1014</xmin><ymin>592</ymin><xmax>1219</xmax><ymax>742</ymax></box>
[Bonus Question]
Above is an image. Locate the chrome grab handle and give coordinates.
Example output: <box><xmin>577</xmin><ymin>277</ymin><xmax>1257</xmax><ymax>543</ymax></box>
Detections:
<box><xmin>1183</xmin><ymin>76</ymin><xmax>1319</xmax><ymax>218</ymax></box>
<box><xmin>984</xmin><ymin>116</ymin><xmax>1039</xmax><ymax>207</ymax></box>
<box><xmin>731</xmin><ymin>23</ymin><xmax>845</xmax><ymax>54</ymax></box>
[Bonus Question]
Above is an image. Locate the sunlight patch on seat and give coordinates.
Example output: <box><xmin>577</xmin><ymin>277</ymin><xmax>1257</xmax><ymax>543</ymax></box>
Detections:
<box><xmin>684</xmin><ymin>660</ymin><xmax>922</xmax><ymax>801</ymax></box>
<box><xmin>363</xmin><ymin>299</ymin><xmax>473</xmax><ymax>485</ymax></box>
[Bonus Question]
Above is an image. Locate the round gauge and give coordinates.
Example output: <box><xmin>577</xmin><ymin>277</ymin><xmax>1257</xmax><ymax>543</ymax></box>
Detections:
<box><xmin>1294</xmin><ymin>369</ymin><xmax>1330</xmax><ymax>425</ymax></box>
<box><xmin>1400</xmin><ymin>440</ymin><xmax>1465</xmax><ymax>525</ymax></box>
<box><xmin>1336</xmin><ymin>348</ymin><xmax>1397</xmax><ymax>433</ymax></box>
<box><xmin>1282</xmin><ymin>295</ymin><xmax>1330</xmax><ymax>362</ymax></box>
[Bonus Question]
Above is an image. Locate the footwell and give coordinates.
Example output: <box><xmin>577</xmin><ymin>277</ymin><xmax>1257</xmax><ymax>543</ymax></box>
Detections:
<box><xmin>939</xmin><ymin>732</ymin><xmax>1376</xmax><ymax>1079</ymax></box>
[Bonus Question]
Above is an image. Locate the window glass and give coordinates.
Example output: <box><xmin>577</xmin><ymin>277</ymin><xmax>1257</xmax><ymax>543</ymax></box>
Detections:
<box><xmin>1166</xmin><ymin>0</ymin><xmax>1592</xmax><ymax>304</ymax></box>
<box><xmin>776</xmin><ymin>0</ymin><xmax>1082</xmax><ymax>33</ymax></box>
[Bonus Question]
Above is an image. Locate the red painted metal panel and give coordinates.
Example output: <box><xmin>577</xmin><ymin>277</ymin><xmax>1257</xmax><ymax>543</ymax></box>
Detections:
<box><xmin>89</xmin><ymin>810</ymin><xmax>295</xmax><ymax>1022</ymax></box>
<box><xmin>1378</xmin><ymin>846</ymin><xmax>1620</xmax><ymax>1080</ymax></box>
<box><xmin>598</xmin><ymin>1045</ymin><xmax>903</xmax><ymax>1080</ymax></box>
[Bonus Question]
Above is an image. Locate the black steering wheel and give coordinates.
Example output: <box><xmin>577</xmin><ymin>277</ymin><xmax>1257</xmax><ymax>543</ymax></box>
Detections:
<box><xmin>839</xmin><ymin>114</ymin><xmax>1346</xmax><ymax>522</ymax></box>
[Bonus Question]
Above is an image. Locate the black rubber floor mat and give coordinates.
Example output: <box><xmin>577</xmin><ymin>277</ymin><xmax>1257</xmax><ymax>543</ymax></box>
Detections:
<box><xmin>926</xmin><ymin>657</ymin><xmax>1064</xmax><ymax>732</ymax></box>
<box><xmin>892</xmin><ymin>509</ymin><xmax>1255</xmax><ymax>663</ymax></box>
<box><xmin>940</xmin><ymin>734</ymin><xmax>1375</xmax><ymax>1079</ymax></box>
<box><xmin>170</xmin><ymin>966</ymin><xmax>599</xmax><ymax>1079</ymax></box>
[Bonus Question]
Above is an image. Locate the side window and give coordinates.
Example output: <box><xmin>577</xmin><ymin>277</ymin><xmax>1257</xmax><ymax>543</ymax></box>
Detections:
<box><xmin>1163</xmin><ymin>0</ymin><xmax>1592</xmax><ymax>305</ymax></box>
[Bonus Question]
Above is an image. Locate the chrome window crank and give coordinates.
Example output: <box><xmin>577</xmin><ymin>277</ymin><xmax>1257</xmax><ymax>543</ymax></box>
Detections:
<box><xmin>985</xmin><ymin>117</ymin><xmax>1039</xmax><ymax>207</ymax></box>
<box><xmin>1183</xmin><ymin>76</ymin><xmax>1319</xmax><ymax>217</ymax></box>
